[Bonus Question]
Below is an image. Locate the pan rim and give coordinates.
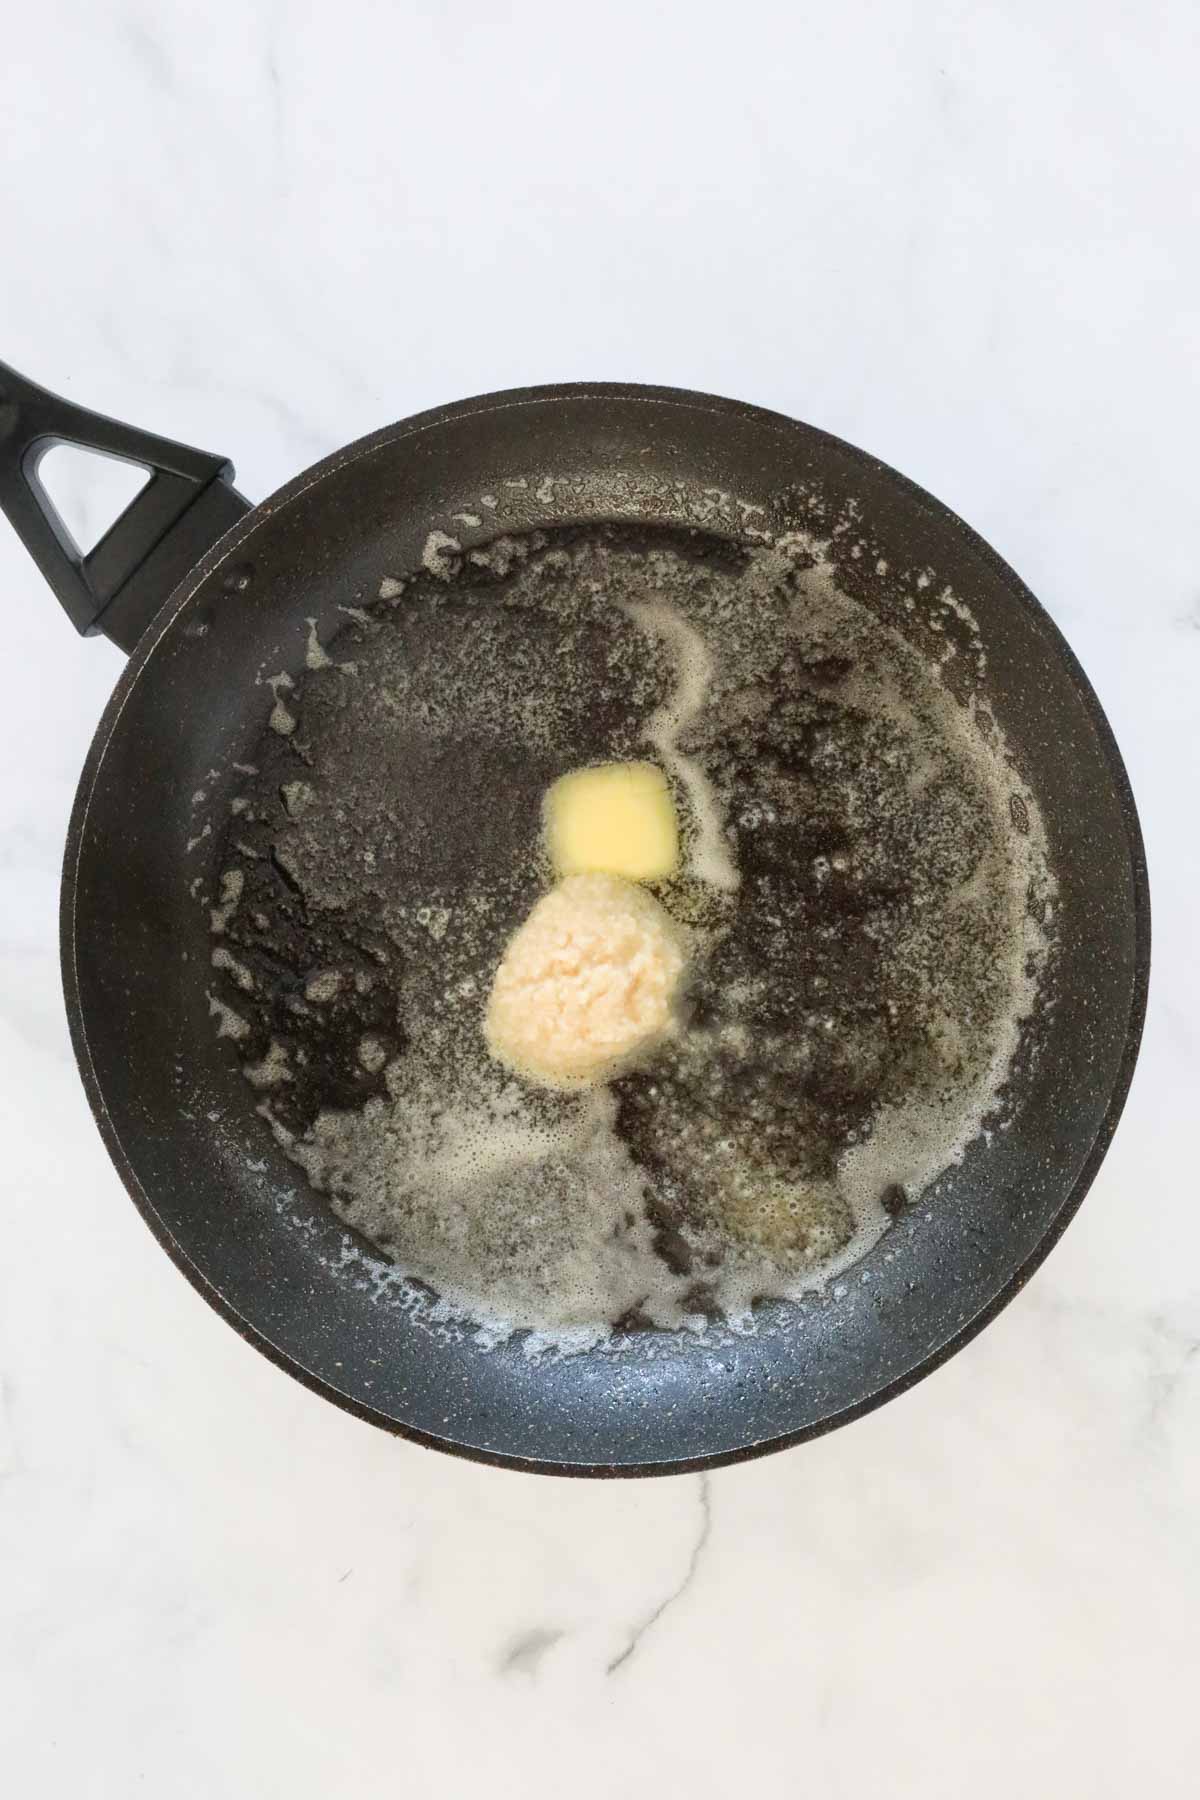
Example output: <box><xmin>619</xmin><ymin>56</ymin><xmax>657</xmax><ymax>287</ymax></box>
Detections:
<box><xmin>59</xmin><ymin>380</ymin><xmax>1151</xmax><ymax>1476</ymax></box>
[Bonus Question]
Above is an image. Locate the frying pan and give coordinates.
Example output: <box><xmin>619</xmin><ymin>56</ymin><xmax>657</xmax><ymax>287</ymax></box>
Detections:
<box><xmin>0</xmin><ymin>361</ymin><xmax>1149</xmax><ymax>1476</ymax></box>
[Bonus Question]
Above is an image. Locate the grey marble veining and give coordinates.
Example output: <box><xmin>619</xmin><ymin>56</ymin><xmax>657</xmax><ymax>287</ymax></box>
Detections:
<box><xmin>1</xmin><ymin>2</ymin><xmax>1197</xmax><ymax>1795</ymax></box>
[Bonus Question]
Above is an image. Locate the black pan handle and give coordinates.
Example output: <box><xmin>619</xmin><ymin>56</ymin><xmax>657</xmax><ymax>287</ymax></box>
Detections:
<box><xmin>0</xmin><ymin>360</ymin><xmax>252</xmax><ymax>653</ymax></box>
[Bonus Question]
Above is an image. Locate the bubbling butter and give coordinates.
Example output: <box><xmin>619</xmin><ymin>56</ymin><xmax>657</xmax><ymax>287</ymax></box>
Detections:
<box><xmin>484</xmin><ymin>873</ymin><xmax>685</xmax><ymax>1089</ymax></box>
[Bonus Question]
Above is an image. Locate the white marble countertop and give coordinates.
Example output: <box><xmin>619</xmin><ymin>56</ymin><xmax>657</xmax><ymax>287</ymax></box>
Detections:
<box><xmin>2</xmin><ymin>3</ymin><xmax>1197</xmax><ymax>1794</ymax></box>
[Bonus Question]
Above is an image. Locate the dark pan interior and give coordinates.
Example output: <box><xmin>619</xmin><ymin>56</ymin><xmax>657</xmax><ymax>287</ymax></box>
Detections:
<box><xmin>62</xmin><ymin>387</ymin><xmax>1148</xmax><ymax>1473</ymax></box>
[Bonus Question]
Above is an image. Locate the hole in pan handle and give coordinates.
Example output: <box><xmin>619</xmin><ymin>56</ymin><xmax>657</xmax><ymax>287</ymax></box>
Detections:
<box><xmin>0</xmin><ymin>360</ymin><xmax>252</xmax><ymax>653</ymax></box>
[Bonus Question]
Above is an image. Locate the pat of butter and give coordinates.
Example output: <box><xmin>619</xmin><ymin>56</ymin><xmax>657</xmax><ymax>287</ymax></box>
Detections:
<box><xmin>544</xmin><ymin>761</ymin><xmax>679</xmax><ymax>883</ymax></box>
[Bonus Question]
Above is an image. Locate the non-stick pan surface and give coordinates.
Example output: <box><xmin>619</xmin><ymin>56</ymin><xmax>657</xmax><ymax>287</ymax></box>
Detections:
<box><xmin>53</xmin><ymin>384</ymin><xmax>1146</xmax><ymax>1474</ymax></box>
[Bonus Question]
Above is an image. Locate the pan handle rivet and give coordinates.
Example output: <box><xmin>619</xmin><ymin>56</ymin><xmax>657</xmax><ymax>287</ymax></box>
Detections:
<box><xmin>222</xmin><ymin>561</ymin><xmax>255</xmax><ymax>593</ymax></box>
